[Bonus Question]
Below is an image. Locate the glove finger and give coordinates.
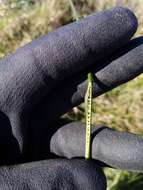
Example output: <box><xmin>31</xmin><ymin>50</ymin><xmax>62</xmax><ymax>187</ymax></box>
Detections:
<box><xmin>32</xmin><ymin>36</ymin><xmax>143</xmax><ymax>124</ymax></box>
<box><xmin>26</xmin><ymin>6</ymin><xmax>137</xmax><ymax>82</ymax></box>
<box><xmin>50</xmin><ymin>121</ymin><xmax>143</xmax><ymax>173</ymax></box>
<box><xmin>0</xmin><ymin>159</ymin><xmax>106</xmax><ymax>190</ymax></box>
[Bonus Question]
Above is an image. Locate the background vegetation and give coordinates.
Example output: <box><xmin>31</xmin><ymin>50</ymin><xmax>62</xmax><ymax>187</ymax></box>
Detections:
<box><xmin>0</xmin><ymin>0</ymin><xmax>143</xmax><ymax>189</ymax></box>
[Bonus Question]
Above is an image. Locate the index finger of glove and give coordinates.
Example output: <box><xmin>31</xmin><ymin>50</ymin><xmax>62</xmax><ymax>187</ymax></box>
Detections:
<box><xmin>25</xmin><ymin>6</ymin><xmax>137</xmax><ymax>84</ymax></box>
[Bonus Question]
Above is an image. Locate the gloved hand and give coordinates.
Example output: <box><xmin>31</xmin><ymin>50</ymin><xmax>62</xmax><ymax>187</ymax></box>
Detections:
<box><xmin>0</xmin><ymin>5</ymin><xmax>142</xmax><ymax>190</ymax></box>
<box><xmin>0</xmin><ymin>6</ymin><xmax>138</xmax><ymax>161</ymax></box>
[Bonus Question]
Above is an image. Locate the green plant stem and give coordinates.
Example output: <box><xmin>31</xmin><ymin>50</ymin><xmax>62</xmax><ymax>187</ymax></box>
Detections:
<box><xmin>84</xmin><ymin>72</ymin><xmax>93</xmax><ymax>160</ymax></box>
<box><xmin>68</xmin><ymin>0</ymin><xmax>93</xmax><ymax>160</ymax></box>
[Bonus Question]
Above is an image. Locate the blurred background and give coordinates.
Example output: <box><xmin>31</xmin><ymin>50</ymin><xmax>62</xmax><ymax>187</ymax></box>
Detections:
<box><xmin>0</xmin><ymin>0</ymin><xmax>143</xmax><ymax>189</ymax></box>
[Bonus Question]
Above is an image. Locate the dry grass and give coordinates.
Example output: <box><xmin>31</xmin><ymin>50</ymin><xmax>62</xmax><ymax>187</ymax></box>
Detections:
<box><xmin>0</xmin><ymin>0</ymin><xmax>69</xmax><ymax>57</ymax></box>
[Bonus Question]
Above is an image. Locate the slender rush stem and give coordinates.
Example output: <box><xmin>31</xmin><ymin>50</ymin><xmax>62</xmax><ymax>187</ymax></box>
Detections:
<box><xmin>68</xmin><ymin>0</ymin><xmax>79</xmax><ymax>21</ymax></box>
<box><xmin>84</xmin><ymin>73</ymin><xmax>93</xmax><ymax>159</ymax></box>
<box><xmin>68</xmin><ymin>0</ymin><xmax>93</xmax><ymax>160</ymax></box>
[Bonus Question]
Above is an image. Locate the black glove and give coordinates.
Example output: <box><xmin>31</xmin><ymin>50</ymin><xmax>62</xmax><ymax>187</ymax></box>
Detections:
<box><xmin>0</xmin><ymin>6</ymin><xmax>137</xmax><ymax>160</ymax></box>
<box><xmin>0</xmin><ymin>6</ymin><xmax>142</xmax><ymax>190</ymax></box>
